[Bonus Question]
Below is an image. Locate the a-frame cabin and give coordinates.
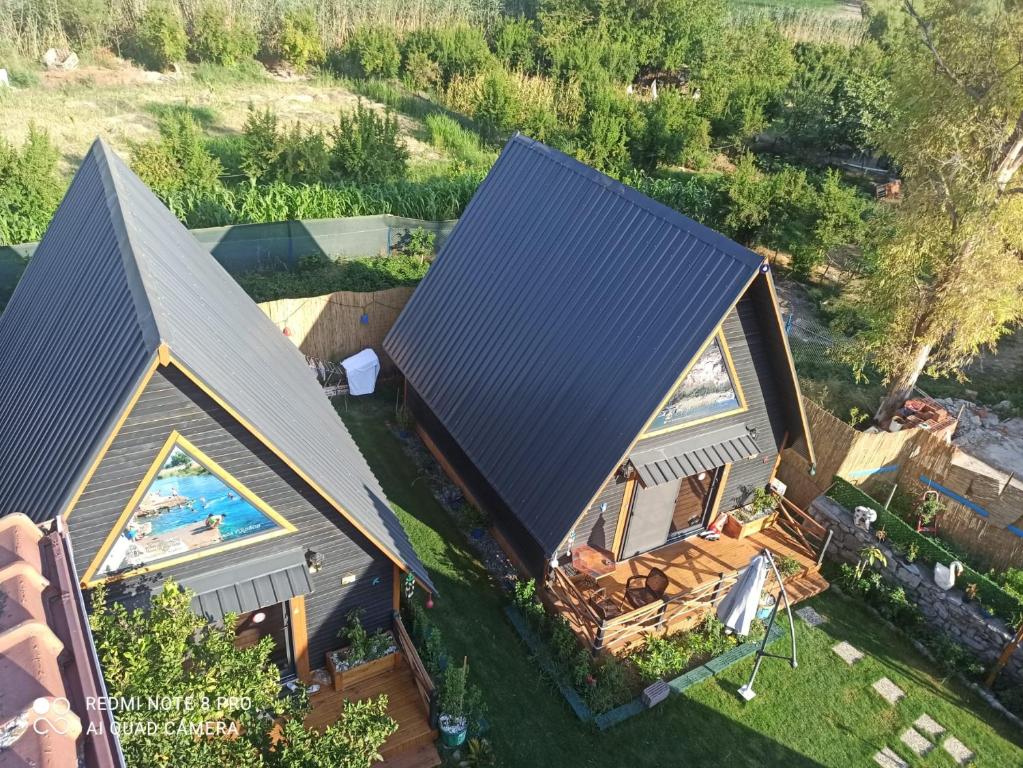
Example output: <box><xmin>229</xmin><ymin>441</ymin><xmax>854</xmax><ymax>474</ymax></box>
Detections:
<box><xmin>385</xmin><ymin>135</ymin><xmax>827</xmax><ymax>651</ymax></box>
<box><xmin>0</xmin><ymin>140</ymin><xmax>433</xmax><ymax>682</ymax></box>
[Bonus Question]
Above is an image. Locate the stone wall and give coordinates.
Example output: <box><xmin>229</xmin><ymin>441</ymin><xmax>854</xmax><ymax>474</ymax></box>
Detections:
<box><xmin>811</xmin><ymin>496</ymin><xmax>1023</xmax><ymax>683</ymax></box>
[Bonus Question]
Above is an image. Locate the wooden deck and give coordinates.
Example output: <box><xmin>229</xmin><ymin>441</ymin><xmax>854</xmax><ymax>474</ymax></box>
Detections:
<box><xmin>303</xmin><ymin>614</ymin><xmax>441</xmax><ymax>768</ymax></box>
<box><xmin>547</xmin><ymin>499</ymin><xmax>831</xmax><ymax>654</ymax></box>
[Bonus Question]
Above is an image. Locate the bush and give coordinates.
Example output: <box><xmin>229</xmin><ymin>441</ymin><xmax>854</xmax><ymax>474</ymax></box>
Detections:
<box><xmin>434</xmin><ymin>25</ymin><xmax>494</xmax><ymax>85</ymax></box>
<box><xmin>575</xmin><ymin>79</ymin><xmax>634</xmax><ymax>175</ymax></box>
<box><xmin>187</xmin><ymin>0</ymin><xmax>258</xmax><ymax>67</ymax></box>
<box><xmin>0</xmin><ymin>125</ymin><xmax>64</xmax><ymax>247</ymax></box>
<box><xmin>401</xmin><ymin>48</ymin><xmax>442</xmax><ymax>92</ymax></box>
<box><xmin>275</xmin><ymin>6</ymin><xmax>324</xmax><ymax>71</ymax></box>
<box><xmin>130</xmin><ymin>112</ymin><xmax>222</xmax><ymax>200</ymax></box>
<box><xmin>240</xmin><ymin>105</ymin><xmax>282</xmax><ymax>183</ymax></box>
<box><xmin>346</xmin><ymin>26</ymin><xmax>401</xmax><ymax>79</ymax></box>
<box><xmin>491</xmin><ymin>16</ymin><xmax>538</xmax><ymax>72</ymax></box>
<box><xmin>56</xmin><ymin>0</ymin><xmax>112</xmax><ymax>50</ymax></box>
<box><xmin>329</xmin><ymin>101</ymin><xmax>408</xmax><ymax>183</ymax></box>
<box><xmin>123</xmin><ymin>0</ymin><xmax>187</xmax><ymax>71</ymax></box>
<box><xmin>631</xmin><ymin>89</ymin><xmax>711</xmax><ymax>171</ymax></box>
<box><xmin>474</xmin><ymin>68</ymin><xmax>517</xmax><ymax>141</ymax></box>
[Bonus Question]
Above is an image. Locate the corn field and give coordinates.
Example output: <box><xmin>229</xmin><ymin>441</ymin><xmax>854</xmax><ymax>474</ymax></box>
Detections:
<box><xmin>0</xmin><ymin>0</ymin><xmax>503</xmax><ymax>58</ymax></box>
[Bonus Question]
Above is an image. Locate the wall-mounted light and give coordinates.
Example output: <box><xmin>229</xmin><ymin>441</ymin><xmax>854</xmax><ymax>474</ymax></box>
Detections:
<box><xmin>252</xmin><ymin>611</ymin><xmax>266</xmax><ymax>624</ymax></box>
<box><xmin>306</xmin><ymin>549</ymin><xmax>324</xmax><ymax>574</ymax></box>
<box><xmin>746</xmin><ymin>423</ymin><xmax>758</xmax><ymax>441</ymax></box>
<box><xmin>697</xmin><ymin>472</ymin><xmax>707</xmax><ymax>481</ymax></box>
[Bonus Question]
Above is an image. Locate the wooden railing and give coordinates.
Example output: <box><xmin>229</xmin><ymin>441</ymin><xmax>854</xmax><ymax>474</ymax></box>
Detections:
<box><xmin>392</xmin><ymin>611</ymin><xmax>437</xmax><ymax>724</ymax></box>
<box><xmin>773</xmin><ymin>493</ymin><xmax>833</xmax><ymax>566</ymax></box>
<box><xmin>547</xmin><ymin>567</ymin><xmax>601</xmax><ymax>647</ymax></box>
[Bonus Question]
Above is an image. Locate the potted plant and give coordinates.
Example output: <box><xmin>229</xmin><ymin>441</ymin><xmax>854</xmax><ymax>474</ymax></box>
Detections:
<box><xmin>439</xmin><ymin>657</ymin><xmax>470</xmax><ymax>748</ymax></box>
<box><xmin>724</xmin><ymin>487</ymin><xmax>778</xmax><ymax>539</ymax></box>
<box><xmin>325</xmin><ymin>608</ymin><xmax>399</xmax><ymax>691</ymax></box>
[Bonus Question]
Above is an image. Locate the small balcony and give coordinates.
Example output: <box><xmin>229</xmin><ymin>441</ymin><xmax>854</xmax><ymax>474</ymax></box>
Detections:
<box><xmin>545</xmin><ymin>495</ymin><xmax>832</xmax><ymax>654</ymax></box>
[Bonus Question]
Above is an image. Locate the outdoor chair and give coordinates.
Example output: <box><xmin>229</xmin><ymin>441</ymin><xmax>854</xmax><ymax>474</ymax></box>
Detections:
<box><xmin>625</xmin><ymin>567</ymin><xmax>669</xmax><ymax>609</ymax></box>
<box><xmin>588</xmin><ymin>588</ymin><xmax>626</xmax><ymax>622</ymax></box>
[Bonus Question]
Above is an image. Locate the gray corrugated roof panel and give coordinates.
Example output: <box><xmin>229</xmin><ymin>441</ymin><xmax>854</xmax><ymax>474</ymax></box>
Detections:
<box><xmin>384</xmin><ymin>135</ymin><xmax>764</xmax><ymax>555</ymax></box>
<box><xmin>0</xmin><ymin>139</ymin><xmax>433</xmax><ymax>592</ymax></box>
<box><xmin>186</xmin><ymin>549</ymin><xmax>313</xmax><ymax>622</ymax></box>
<box><xmin>631</xmin><ymin>426</ymin><xmax>761</xmax><ymax>487</ymax></box>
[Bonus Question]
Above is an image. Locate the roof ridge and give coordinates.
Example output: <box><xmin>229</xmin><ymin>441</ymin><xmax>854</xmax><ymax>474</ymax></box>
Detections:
<box><xmin>88</xmin><ymin>138</ymin><xmax>163</xmax><ymax>351</ymax></box>
<box><xmin>506</xmin><ymin>133</ymin><xmax>763</xmax><ymax>271</ymax></box>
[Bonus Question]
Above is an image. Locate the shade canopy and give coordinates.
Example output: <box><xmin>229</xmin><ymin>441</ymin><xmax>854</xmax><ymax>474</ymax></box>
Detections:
<box><xmin>716</xmin><ymin>552</ymin><xmax>768</xmax><ymax>636</ymax></box>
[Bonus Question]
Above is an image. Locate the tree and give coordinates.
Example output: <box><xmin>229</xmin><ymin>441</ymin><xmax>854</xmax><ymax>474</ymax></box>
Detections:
<box><xmin>89</xmin><ymin>580</ymin><xmax>396</xmax><ymax>767</ymax></box>
<box><xmin>849</xmin><ymin>0</ymin><xmax>1023</xmax><ymax>424</ymax></box>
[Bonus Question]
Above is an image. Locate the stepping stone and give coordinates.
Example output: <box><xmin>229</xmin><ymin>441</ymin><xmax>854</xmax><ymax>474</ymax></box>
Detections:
<box><xmin>796</xmin><ymin>606</ymin><xmax>827</xmax><ymax>626</ymax></box>
<box><xmin>832</xmin><ymin>641</ymin><xmax>864</xmax><ymax>665</ymax></box>
<box><xmin>914</xmin><ymin>713</ymin><xmax>945</xmax><ymax>739</ymax></box>
<box><xmin>872</xmin><ymin>677</ymin><xmax>906</xmax><ymax>705</ymax></box>
<box><xmin>942</xmin><ymin>736</ymin><xmax>975</xmax><ymax>765</ymax></box>
<box><xmin>873</xmin><ymin>747</ymin><xmax>908</xmax><ymax>768</ymax></box>
<box><xmin>900</xmin><ymin>727</ymin><xmax>933</xmax><ymax>756</ymax></box>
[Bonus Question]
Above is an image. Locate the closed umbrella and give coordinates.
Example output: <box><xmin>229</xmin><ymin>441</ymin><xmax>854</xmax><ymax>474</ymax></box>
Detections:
<box><xmin>717</xmin><ymin>553</ymin><xmax>768</xmax><ymax>637</ymax></box>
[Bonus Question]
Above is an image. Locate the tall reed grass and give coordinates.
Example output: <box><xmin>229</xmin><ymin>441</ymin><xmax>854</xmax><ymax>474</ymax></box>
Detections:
<box><xmin>731</xmin><ymin>7</ymin><xmax>868</xmax><ymax>47</ymax></box>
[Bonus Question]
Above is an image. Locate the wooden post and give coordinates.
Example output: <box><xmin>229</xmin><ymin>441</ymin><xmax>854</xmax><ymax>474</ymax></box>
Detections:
<box><xmin>985</xmin><ymin>622</ymin><xmax>1023</xmax><ymax>689</ymax></box>
<box><xmin>290</xmin><ymin>596</ymin><xmax>311</xmax><ymax>682</ymax></box>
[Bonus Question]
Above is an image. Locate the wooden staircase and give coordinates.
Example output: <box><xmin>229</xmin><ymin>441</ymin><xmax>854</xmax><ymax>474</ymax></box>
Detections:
<box><xmin>304</xmin><ymin>656</ymin><xmax>441</xmax><ymax>768</ymax></box>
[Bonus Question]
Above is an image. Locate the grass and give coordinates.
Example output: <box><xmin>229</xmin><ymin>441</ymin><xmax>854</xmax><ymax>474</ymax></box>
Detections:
<box><xmin>337</xmin><ymin>388</ymin><xmax>1023</xmax><ymax>767</ymax></box>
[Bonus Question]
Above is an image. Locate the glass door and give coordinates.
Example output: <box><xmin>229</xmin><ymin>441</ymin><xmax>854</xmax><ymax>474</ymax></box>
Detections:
<box><xmin>235</xmin><ymin>602</ymin><xmax>296</xmax><ymax>680</ymax></box>
<box><xmin>668</xmin><ymin>466</ymin><xmax>723</xmax><ymax>540</ymax></box>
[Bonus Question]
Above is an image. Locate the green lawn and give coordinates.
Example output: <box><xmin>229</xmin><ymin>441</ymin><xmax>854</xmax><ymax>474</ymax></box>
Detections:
<box><xmin>338</xmin><ymin>389</ymin><xmax>1023</xmax><ymax>767</ymax></box>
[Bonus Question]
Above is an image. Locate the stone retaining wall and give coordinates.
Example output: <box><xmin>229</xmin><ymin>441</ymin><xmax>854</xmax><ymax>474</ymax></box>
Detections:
<box><xmin>811</xmin><ymin>496</ymin><xmax>1023</xmax><ymax>683</ymax></box>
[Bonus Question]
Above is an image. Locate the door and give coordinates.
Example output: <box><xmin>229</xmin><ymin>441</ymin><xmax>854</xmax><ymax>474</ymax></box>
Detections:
<box><xmin>619</xmin><ymin>477</ymin><xmax>683</xmax><ymax>559</ymax></box>
<box><xmin>668</xmin><ymin>467</ymin><xmax>722</xmax><ymax>540</ymax></box>
<box><xmin>235</xmin><ymin>602</ymin><xmax>295</xmax><ymax>678</ymax></box>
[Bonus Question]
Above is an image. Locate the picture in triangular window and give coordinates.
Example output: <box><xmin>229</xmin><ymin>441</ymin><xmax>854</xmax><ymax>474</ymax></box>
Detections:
<box><xmin>97</xmin><ymin>442</ymin><xmax>289</xmax><ymax>577</ymax></box>
<box><xmin>647</xmin><ymin>336</ymin><xmax>744</xmax><ymax>433</ymax></box>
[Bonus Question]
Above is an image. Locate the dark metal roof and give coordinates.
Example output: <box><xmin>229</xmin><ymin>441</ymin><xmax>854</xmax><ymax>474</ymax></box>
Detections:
<box><xmin>385</xmin><ymin>135</ymin><xmax>765</xmax><ymax>555</ymax></box>
<box><xmin>0</xmin><ymin>139</ymin><xmax>432</xmax><ymax>591</ymax></box>
<box><xmin>182</xmin><ymin>549</ymin><xmax>314</xmax><ymax>622</ymax></box>
<box><xmin>631</xmin><ymin>425</ymin><xmax>760</xmax><ymax>487</ymax></box>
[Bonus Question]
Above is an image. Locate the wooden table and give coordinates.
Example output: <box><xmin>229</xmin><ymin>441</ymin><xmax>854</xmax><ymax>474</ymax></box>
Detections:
<box><xmin>570</xmin><ymin>545</ymin><xmax>617</xmax><ymax>579</ymax></box>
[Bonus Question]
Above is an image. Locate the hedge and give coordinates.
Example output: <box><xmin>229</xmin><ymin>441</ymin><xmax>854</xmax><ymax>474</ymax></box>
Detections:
<box><xmin>826</xmin><ymin>477</ymin><xmax>1023</xmax><ymax>625</ymax></box>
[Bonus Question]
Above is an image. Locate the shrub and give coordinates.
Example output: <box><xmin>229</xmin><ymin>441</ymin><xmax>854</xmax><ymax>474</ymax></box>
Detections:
<box><xmin>631</xmin><ymin>89</ymin><xmax>711</xmax><ymax>171</ymax></box>
<box><xmin>583</xmin><ymin>656</ymin><xmax>632</xmax><ymax>713</ymax></box>
<box><xmin>240</xmin><ymin>105</ymin><xmax>282</xmax><ymax>183</ymax></box>
<box><xmin>278</xmin><ymin>123</ymin><xmax>330</xmax><ymax>184</ymax></box>
<box><xmin>0</xmin><ymin>125</ymin><xmax>64</xmax><ymax>247</ymax></box>
<box><xmin>491</xmin><ymin>16</ymin><xmax>538</xmax><ymax>72</ymax></box>
<box><xmin>401</xmin><ymin>48</ymin><xmax>442</xmax><ymax>92</ymax></box>
<box><xmin>56</xmin><ymin>0</ymin><xmax>112</xmax><ymax>50</ymax></box>
<box><xmin>329</xmin><ymin>101</ymin><xmax>408</xmax><ymax>183</ymax></box>
<box><xmin>474</xmin><ymin>68</ymin><xmax>517</xmax><ymax>141</ymax></box>
<box><xmin>346</xmin><ymin>26</ymin><xmax>401</xmax><ymax>79</ymax></box>
<box><xmin>575</xmin><ymin>79</ymin><xmax>634</xmax><ymax>175</ymax></box>
<box><xmin>630</xmin><ymin>634</ymin><xmax>693</xmax><ymax>681</ymax></box>
<box><xmin>433</xmin><ymin>25</ymin><xmax>493</xmax><ymax>85</ymax></box>
<box><xmin>275</xmin><ymin>6</ymin><xmax>324</xmax><ymax>71</ymax></box>
<box><xmin>123</xmin><ymin>0</ymin><xmax>187</xmax><ymax>71</ymax></box>
<box><xmin>187</xmin><ymin>0</ymin><xmax>258</xmax><ymax>67</ymax></box>
<box><xmin>130</xmin><ymin>112</ymin><xmax>222</xmax><ymax>200</ymax></box>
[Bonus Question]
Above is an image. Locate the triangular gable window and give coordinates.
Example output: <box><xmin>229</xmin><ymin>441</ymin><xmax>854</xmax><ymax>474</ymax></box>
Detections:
<box><xmin>646</xmin><ymin>334</ymin><xmax>745</xmax><ymax>435</ymax></box>
<box><xmin>89</xmin><ymin>434</ymin><xmax>295</xmax><ymax>582</ymax></box>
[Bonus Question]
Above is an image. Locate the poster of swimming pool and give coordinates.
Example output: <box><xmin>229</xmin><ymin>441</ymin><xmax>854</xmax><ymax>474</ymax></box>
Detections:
<box><xmin>98</xmin><ymin>444</ymin><xmax>284</xmax><ymax>576</ymax></box>
<box><xmin>647</xmin><ymin>338</ymin><xmax>741</xmax><ymax>432</ymax></box>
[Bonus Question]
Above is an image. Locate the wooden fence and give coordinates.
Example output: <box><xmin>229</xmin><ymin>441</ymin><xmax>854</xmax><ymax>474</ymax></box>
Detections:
<box><xmin>257</xmin><ymin>286</ymin><xmax>414</xmax><ymax>375</ymax></box>
<box><xmin>779</xmin><ymin>398</ymin><xmax>1023</xmax><ymax>570</ymax></box>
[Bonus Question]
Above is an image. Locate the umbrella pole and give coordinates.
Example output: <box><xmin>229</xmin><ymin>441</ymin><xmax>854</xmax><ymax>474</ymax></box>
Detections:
<box><xmin>738</xmin><ymin>549</ymin><xmax>797</xmax><ymax>701</ymax></box>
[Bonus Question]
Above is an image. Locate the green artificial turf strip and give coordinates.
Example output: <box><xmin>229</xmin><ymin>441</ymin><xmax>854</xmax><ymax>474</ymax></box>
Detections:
<box><xmin>338</xmin><ymin>390</ymin><xmax>1023</xmax><ymax>767</ymax></box>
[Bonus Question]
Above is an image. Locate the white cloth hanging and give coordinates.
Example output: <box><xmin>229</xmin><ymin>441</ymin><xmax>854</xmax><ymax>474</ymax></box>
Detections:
<box><xmin>717</xmin><ymin>552</ymin><xmax>769</xmax><ymax>636</ymax></box>
<box><xmin>341</xmin><ymin>348</ymin><xmax>380</xmax><ymax>396</ymax></box>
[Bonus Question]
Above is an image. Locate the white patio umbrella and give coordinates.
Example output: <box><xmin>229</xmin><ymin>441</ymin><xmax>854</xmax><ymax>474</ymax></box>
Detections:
<box><xmin>716</xmin><ymin>552</ymin><xmax>768</xmax><ymax>637</ymax></box>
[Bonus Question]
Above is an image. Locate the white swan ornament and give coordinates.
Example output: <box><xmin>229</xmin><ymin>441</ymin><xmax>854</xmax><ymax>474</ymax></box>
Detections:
<box><xmin>934</xmin><ymin>561</ymin><xmax>964</xmax><ymax>591</ymax></box>
<box><xmin>853</xmin><ymin>506</ymin><xmax>877</xmax><ymax>531</ymax></box>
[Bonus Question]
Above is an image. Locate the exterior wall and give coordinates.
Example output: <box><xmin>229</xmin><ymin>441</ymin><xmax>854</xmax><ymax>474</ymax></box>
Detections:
<box><xmin>574</xmin><ymin>292</ymin><xmax>790</xmax><ymax>555</ymax></box>
<box><xmin>812</xmin><ymin>496</ymin><xmax>1023</xmax><ymax>683</ymax></box>
<box><xmin>70</xmin><ymin>365</ymin><xmax>394</xmax><ymax>667</ymax></box>
<box><xmin>405</xmin><ymin>384</ymin><xmax>547</xmax><ymax>576</ymax></box>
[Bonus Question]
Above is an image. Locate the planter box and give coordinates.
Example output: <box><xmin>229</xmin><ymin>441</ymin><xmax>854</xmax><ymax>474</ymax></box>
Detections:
<box><xmin>724</xmin><ymin>510</ymin><xmax>778</xmax><ymax>539</ymax></box>
<box><xmin>325</xmin><ymin>648</ymin><xmax>399</xmax><ymax>692</ymax></box>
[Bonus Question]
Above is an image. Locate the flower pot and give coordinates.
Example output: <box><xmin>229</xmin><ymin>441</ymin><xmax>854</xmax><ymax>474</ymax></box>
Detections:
<box><xmin>325</xmin><ymin>644</ymin><xmax>399</xmax><ymax>692</ymax></box>
<box><xmin>724</xmin><ymin>510</ymin><xmax>778</xmax><ymax>539</ymax></box>
<box><xmin>439</xmin><ymin>715</ymin><xmax>468</xmax><ymax>748</ymax></box>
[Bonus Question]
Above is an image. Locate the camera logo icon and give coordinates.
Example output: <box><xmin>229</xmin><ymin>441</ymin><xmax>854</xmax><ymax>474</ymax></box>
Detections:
<box><xmin>31</xmin><ymin>697</ymin><xmax>73</xmax><ymax>736</ymax></box>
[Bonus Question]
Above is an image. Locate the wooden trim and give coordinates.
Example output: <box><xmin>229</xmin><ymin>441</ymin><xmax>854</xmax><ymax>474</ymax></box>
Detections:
<box><xmin>392</xmin><ymin>563</ymin><xmax>402</xmax><ymax>612</ymax></box>
<box><xmin>80</xmin><ymin>430</ymin><xmax>298</xmax><ymax>586</ymax></box>
<box><xmin>290</xmin><ymin>595</ymin><xmax>311</xmax><ymax>682</ymax></box>
<box><xmin>762</xmin><ymin>270</ymin><xmax>817</xmax><ymax>466</ymax></box>
<box><xmin>167</xmin><ymin>355</ymin><xmax>429</xmax><ymax>591</ymax></box>
<box><xmin>558</xmin><ymin>267</ymin><xmax>763</xmax><ymax>552</ymax></box>
<box><xmin>708</xmin><ymin>463</ymin><xmax>733</xmax><ymax>521</ymax></box>
<box><xmin>642</xmin><ymin>329</ymin><xmax>748</xmax><ymax>438</ymax></box>
<box><xmin>157</xmin><ymin>342</ymin><xmax>171</xmax><ymax>367</ymax></box>
<box><xmin>63</xmin><ymin>354</ymin><xmax>161</xmax><ymax>519</ymax></box>
<box><xmin>611</xmin><ymin>475</ymin><xmax>637</xmax><ymax>559</ymax></box>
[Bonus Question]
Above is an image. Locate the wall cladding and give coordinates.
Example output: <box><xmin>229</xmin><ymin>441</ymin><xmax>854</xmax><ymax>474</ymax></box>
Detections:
<box><xmin>72</xmin><ymin>366</ymin><xmax>394</xmax><ymax>666</ymax></box>
<box><xmin>811</xmin><ymin>496</ymin><xmax>1022</xmax><ymax>683</ymax></box>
